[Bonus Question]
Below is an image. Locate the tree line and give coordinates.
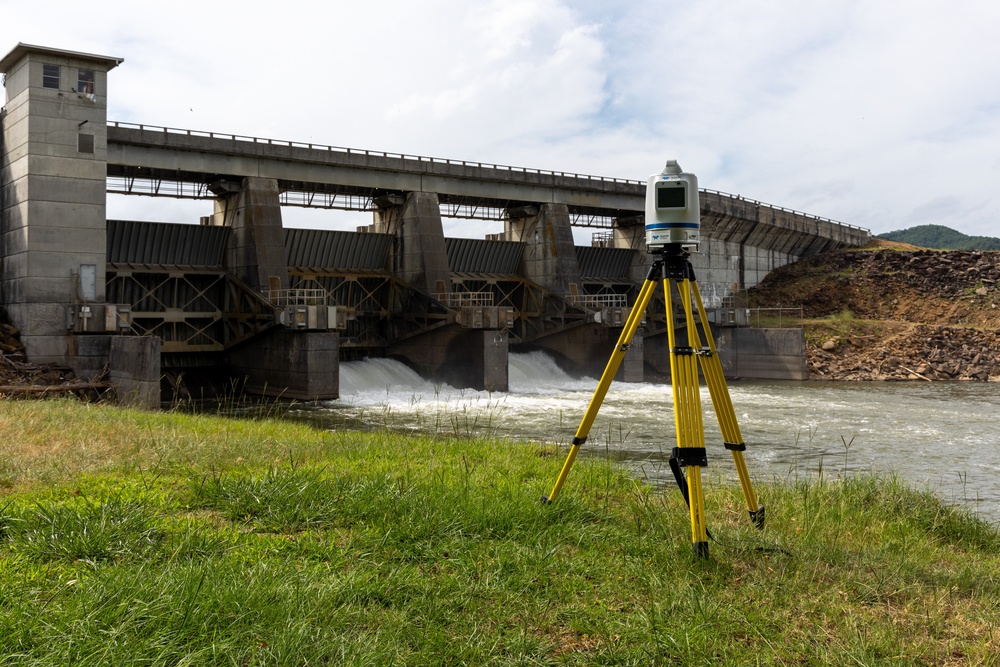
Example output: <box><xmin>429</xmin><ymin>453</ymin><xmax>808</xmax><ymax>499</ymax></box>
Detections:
<box><xmin>878</xmin><ymin>224</ymin><xmax>1000</xmax><ymax>250</ymax></box>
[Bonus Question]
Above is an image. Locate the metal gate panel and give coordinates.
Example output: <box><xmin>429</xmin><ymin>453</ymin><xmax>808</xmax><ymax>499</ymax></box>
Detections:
<box><xmin>107</xmin><ymin>220</ymin><xmax>229</xmax><ymax>267</ymax></box>
<box><xmin>284</xmin><ymin>228</ymin><xmax>392</xmax><ymax>270</ymax></box>
<box><xmin>575</xmin><ymin>246</ymin><xmax>636</xmax><ymax>281</ymax></box>
<box><xmin>446</xmin><ymin>238</ymin><xmax>524</xmax><ymax>274</ymax></box>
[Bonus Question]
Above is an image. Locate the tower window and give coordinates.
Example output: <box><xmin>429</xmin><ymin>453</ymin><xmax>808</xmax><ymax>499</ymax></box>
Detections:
<box><xmin>42</xmin><ymin>64</ymin><xmax>60</xmax><ymax>89</ymax></box>
<box><xmin>77</xmin><ymin>69</ymin><xmax>95</xmax><ymax>95</ymax></box>
<box><xmin>78</xmin><ymin>133</ymin><xmax>95</xmax><ymax>154</ymax></box>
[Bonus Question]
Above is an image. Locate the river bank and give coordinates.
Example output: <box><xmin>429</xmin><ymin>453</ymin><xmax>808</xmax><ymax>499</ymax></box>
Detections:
<box><xmin>749</xmin><ymin>245</ymin><xmax>1000</xmax><ymax>382</ymax></box>
<box><xmin>2</xmin><ymin>399</ymin><xmax>1000</xmax><ymax>664</ymax></box>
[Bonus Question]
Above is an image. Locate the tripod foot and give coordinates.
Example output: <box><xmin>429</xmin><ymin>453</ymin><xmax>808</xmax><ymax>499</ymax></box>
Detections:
<box><xmin>540</xmin><ymin>495</ymin><xmax>551</xmax><ymax>505</ymax></box>
<box><xmin>693</xmin><ymin>541</ymin><xmax>710</xmax><ymax>559</ymax></box>
<box><xmin>749</xmin><ymin>505</ymin><xmax>765</xmax><ymax>529</ymax></box>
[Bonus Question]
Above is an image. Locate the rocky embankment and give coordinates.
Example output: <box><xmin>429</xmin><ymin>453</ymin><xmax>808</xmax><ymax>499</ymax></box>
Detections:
<box><xmin>748</xmin><ymin>247</ymin><xmax>1000</xmax><ymax>381</ymax></box>
<box><xmin>811</xmin><ymin>324</ymin><xmax>1000</xmax><ymax>381</ymax></box>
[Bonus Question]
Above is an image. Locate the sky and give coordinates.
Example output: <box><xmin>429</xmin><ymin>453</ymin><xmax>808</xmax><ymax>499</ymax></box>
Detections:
<box><xmin>4</xmin><ymin>0</ymin><xmax>1000</xmax><ymax>242</ymax></box>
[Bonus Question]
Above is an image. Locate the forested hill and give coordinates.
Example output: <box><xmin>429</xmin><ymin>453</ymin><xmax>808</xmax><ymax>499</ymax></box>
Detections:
<box><xmin>878</xmin><ymin>224</ymin><xmax>1000</xmax><ymax>250</ymax></box>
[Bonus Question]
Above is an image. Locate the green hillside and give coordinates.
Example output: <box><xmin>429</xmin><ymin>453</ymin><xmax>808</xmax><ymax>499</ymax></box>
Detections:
<box><xmin>878</xmin><ymin>224</ymin><xmax>1000</xmax><ymax>250</ymax></box>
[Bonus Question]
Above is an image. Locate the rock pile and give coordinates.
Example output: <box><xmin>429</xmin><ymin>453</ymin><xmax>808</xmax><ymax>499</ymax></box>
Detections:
<box><xmin>811</xmin><ymin>325</ymin><xmax>1000</xmax><ymax>381</ymax></box>
<box><xmin>752</xmin><ymin>249</ymin><xmax>1000</xmax><ymax>321</ymax></box>
<box><xmin>750</xmin><ymin>247</ymin><xmax>1000</xmax><ymax>382</ymax></box>
<box><xmin>856</xmin><ymin>249</ymin><xmax>1000</xmax><ymax>301</ymax></box>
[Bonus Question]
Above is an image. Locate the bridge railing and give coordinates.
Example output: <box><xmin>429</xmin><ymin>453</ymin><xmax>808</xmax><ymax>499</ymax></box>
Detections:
<box><xmin>569</xmin><ymin>293</ymin><xmax>628</xmax><ymax>309</ymax></box>
<box><xmin>437</xmin><ymin>291</ymin><xmax>495</xmax><ymax>308</ymax></box>
<box><xmin>107</xmin><ymin>121</ymin><xmax>868</xmax><ymax>234</ymax></box>
<box><xmin>700</xmin><ymin>189</ymin><xmax>868</xmax><ymax>233</ymax></box>
<box><xmin>108</xmin><ymin>121</ymin><xmax>641</xmax><ymax>186</ymax></box>
<box><xmin>264</xmin><ymin>288</ymin><xmax>328</xmax><ymax>306</ymax></box>
<box><xmin>748</xmin><ymin>306</ymin><xmax>805</xmax><ymax>328</ymax></box>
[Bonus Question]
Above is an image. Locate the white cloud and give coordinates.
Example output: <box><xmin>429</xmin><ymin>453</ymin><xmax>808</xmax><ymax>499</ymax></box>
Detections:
<box><xmin>4</xmin><ymin>0</ymin><xmax>1000</xmax><ymax>238</ymax></box>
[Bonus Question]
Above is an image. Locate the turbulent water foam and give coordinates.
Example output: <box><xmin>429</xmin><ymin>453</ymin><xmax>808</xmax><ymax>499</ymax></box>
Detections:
<box><xmin>338</xmin><ymin>357</ymin><xmax>440</xmax><ymax>396</ymax></box>
<box><xmin>314</xmin><ymin>352</ymin><xmax>1000</xmax><ymax>523</ymax></box>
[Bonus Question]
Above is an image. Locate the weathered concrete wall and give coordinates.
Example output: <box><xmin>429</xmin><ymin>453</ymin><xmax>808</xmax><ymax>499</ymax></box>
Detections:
<box><xmin>616</xmin><ymin>332</ymin><xmax>644</xmax><ymax>383</ymax></box>
<box><xmin>643</xmin><ymin>326</ymin><xmax>807</xmax><ymax>381</ymax></box>
<box><xmin>506</xmin><ymin>204</ymin><xmax>581</xmax><ymax>295</ymax></box>
<box><xmin>0</xmin><ymin>46</ymin><xmax>118</xmax><ymax>363</ymax></box>
<box><xmin>714</xmin><ymin>327</ymin><xmax>808</xmax><ymax>380</ymax></box>
<box><xmin>69</xmin><ymin>334</ymin><xmax>114</xmax><ymax>382</ymax></box>
<box><xmin>467</xmin><ymin>330</ymin><xmax>509</xmax><ymax>393</ymax></box>
<box><xmin>612</xmin><ymin>222</ymin><xmax>653</xmax><ymax>285</ymax></box>
<box><xmin>700</xmin><ymin>191</ymin><xmax>869</xmax><ymax>257</ymax></box>
<box><xmin>525</xmin><ymin>324</ymin><xmax>613</xmax><ymax>379</ymax></box>
<box><xmin>375</xmin><ymin>192</ymin><xmax>451</xmax><ymax>298</ymax></box>
<box><xmin>615</xmin><ymin>220</ymin><xmax>795</xmax><ymax>297</ymax></box>
<box><xmin>227</xmin><ymin>329</ymin><xmax>340</xmax><ymax>400</ymax></box>
<box><xmin>218</xmin><ymin>177</ymin><xmax>288</xmax><ymax>293</ymax></box>
<box><xmin>388</xmin><ymin>325</ymin><xmax>509</xmax><ymax>392</ymax></box>
<box><xmin>689</xmin><ymin>236</ymin><xmax>796</xmax><ymax>291</ymax></box>
<box><xmin>109</xmin><ymin>335</ymin><xmax>162</xmax><ymax>409</ymax></box>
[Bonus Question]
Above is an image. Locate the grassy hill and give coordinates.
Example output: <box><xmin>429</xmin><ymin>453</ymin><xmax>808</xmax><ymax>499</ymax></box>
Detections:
<box><xmin>878</xmin><ymin>224</ymin><xmax>1000</xmax><ymax>250</ymax></box>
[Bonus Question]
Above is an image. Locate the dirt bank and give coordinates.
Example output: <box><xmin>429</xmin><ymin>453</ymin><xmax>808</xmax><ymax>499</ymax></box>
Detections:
<box><xmin>747</xmin><ymin>245</ymin><xmax>1000</xmax><ymax>381</ymax></box>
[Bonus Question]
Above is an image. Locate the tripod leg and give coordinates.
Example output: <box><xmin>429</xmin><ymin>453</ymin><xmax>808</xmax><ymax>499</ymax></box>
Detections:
<box><xmin>665</xmin><ymin>277</ymin><xmax>710</xmax><ymax>557</ymax></box>
<box><xmin>542</xmin><ymin>272</ymin><xmax>659</xmax><ymax>504</ymax></box>
<box><xmin>689</xmin><ymin>281</ymin><xmax>764</xmax><ymax>528</ymax></box>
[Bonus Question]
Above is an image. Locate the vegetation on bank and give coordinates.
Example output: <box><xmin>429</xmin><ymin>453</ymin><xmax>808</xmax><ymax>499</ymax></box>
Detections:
<box><xmin>2</xmin><ymin>399</ymin><xmax>1000</xmax><ymax>665</ymax></box>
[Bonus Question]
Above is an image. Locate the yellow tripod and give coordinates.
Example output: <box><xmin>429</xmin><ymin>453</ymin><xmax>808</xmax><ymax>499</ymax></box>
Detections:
<box><xmin>542</xmin><ymin>245</ymin><xmax>764</xmax><ymax>558</ymax></box>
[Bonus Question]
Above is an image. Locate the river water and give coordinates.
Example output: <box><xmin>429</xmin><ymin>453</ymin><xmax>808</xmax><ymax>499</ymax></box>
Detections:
<box><xmin>288</xmin><ymin>351</ymin><xmax>1000</xmax><ymax>524</ymax></box>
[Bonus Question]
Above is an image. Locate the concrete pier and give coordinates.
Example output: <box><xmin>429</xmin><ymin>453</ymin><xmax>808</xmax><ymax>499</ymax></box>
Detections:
<box><xmin>375</xmin><ymin>192</ymin><xmax>451</xmax><ymax>298</ymax></box>
<box><xmin>388</xmin><ymin>327</ymin><xmax>509</xmax><ymax>392</ymax></box>
<box><xmin>227</xmin><ymin>329</ymin><xmax>340</xmax><ymax>400</ymax></box>
<box><xmin>109</xmin><ymin>335</ymin><xmax>161</xmax><ymax>408</ymax></box>
<box><xmin>215</xmin><ymin>177</ymin><xmax>289</xmax><ymax>293</ymax></box>
<box><xmin>506</xmin><ymin>203</ymin><xmax>582</xmax><ymax>295</ymax></box>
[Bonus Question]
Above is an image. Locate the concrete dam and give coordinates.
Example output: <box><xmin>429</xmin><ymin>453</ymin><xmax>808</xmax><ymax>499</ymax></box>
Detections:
<box><xmin>0</xmin><ymin>44</ymin><xmax>871</xmax><ymax>406</ymax></box>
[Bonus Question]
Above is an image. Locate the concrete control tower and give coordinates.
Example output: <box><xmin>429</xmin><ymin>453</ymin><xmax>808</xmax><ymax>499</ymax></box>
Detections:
<box><xmin>0</xmin><ymin>43</ymin><xmax>124</xmax><ymax>370</ymax></box>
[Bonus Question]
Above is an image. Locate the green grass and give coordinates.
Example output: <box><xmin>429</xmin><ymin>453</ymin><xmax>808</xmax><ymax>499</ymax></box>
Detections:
<box><xmin>2</xmin><ymin>399</ymin><xmax>1000</xmax><ymax>665</ymax></box>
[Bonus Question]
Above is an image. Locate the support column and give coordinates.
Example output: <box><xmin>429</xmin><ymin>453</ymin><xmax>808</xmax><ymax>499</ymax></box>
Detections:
<box><xmin>388</xmin><ymin>328</ymin><xmax>509</xmax><ymax>392</ymax></box>
<box><xmin>227</xmin><ymin>329</ymin><xmax>340</xmax><ymax>400</ymax></box>
<box><xmin>617</xmin><ymin>333</ymin><xmax>644</xmax><ymax>382</ymax></box>
<box><xmin>374</xmin><ymin>192</ymin><xmax>451</xmax><ymax>298</ymax></box>
<box><xmin>613</xmin><ymin>217</ymin><xmax>654</xmax><ymax>284</ymax></box>
<box><xmin>109</xmin><ymin>335</ymin><xmax>161</xmax><ymax>409</ymax></box>
<box><xmin>217</xmin><ymin>177</ymin><xmax>288</xmax><ymax>294</ymax></box>
<box><xmin>505</xmin><ymin>203</ymin><xmax>581</xmax><ymax>295</ymax></box>
<box><xmin>476</xmin><ymin>329</ymin><xmax>509</xmax><ymax>393</ymax></box>
<box><xmin>612</xmin><ymin>217</ymin><xmax>651</xmax><ymax>383</ymax></box>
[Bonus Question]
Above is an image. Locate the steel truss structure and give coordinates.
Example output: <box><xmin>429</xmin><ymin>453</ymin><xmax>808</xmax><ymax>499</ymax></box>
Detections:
<box><xmin>105</xmin><ymin>266</ymin><xmax>277</xmax><ymax>353</ymax></box>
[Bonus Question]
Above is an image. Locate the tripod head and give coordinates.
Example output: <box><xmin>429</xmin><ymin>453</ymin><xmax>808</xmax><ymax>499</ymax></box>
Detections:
<box><xmin>645</xmin><ymin>160</ymin><xmax>700</xmax><ymax>252</ymax></box>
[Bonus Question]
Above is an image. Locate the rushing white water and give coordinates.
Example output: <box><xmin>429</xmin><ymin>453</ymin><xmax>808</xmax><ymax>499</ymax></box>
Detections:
<box><xmin>290</xmin><ymin>352</ymin><xmax>1000</xmax><ymax>524</ymax></box>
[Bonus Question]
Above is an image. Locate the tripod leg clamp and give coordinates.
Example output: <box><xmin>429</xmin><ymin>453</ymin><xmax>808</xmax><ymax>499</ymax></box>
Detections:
<box><xmin>671</xmin><ymin>447</ymin><xmax>708</xmax><ymax>468</ymax></box>
<box><xmin>668</xmin><ymin>447</ymin><xmax>708</xmax><ymax>509</ymax></box>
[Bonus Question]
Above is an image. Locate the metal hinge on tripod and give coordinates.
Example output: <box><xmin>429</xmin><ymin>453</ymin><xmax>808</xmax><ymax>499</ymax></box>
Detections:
<box><xmin>671</xmin><ymin>447</ymin><xmax>708</xmax><ymax>468</ymax></box>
